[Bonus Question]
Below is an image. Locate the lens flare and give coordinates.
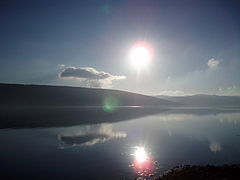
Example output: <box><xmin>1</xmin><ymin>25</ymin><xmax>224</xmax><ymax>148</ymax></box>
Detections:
<box><xmin>103</xmin><ymin>96</ymin><xmax>118</xmax><ymax>112</ymax></box>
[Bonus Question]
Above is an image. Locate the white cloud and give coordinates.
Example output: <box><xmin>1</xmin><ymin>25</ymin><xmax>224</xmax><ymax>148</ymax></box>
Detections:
<box><xmin>59</xmin><ymin>66</ymin><xmax>126</xmax><ymax>88</ymax></box>
<box><xmin>57</xmin><ymin>64</ymin><xmax>65</xmax><ymax>69</ymax></box>
<box><xmin>157</xmin><ymin>90</ymin><xmax>188</xmax><ymax>96</ymax></box>
<box><xmin>218</xmin><ymin>85</ymin><xmax>240</xmax><ymax>96</ymax></box>
<box><xmin>59</xmin><ymin>124</ymin><xmax>127</xmax><ymax>147</ymax></box>
<box><xmin>207</xmin><ymin>58</ymin><xmax>220</xmax><ymax>69</ymax></box>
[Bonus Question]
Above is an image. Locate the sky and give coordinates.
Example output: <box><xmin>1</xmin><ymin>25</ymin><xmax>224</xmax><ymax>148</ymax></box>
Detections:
<box><xmin>1</xmin><ymin>0</ymin><xmax>240</xmax><ymax>96</ymax></box>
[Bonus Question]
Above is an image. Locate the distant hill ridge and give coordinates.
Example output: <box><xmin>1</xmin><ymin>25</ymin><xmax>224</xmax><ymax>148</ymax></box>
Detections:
<box><xmin>157</xmin><ymin>94</ymin><xmax>240</xmax><ymax>107</ymax></box>
<box><xmin>0</xmin><ymin>83</ymin><xmax>176</xmax><ymax>107</ymax></box>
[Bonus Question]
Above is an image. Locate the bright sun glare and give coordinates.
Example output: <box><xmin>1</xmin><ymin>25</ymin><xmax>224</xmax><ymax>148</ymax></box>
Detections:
<box><xmin>134</xmin><ymin>147</ymin><xmax>148</xmax><ymax>163</ymax></box>
<box><xmin>129</xmin><ymin>42</ymin><xmax>152</xmax><ymax>70</ymax></box>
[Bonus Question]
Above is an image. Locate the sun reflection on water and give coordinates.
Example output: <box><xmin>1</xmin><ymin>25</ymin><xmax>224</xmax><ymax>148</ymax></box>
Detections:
<box><xmin>134</xmin><ymin>147</ymin><xmax>147</xmax><ymax>163</ymax></box>
<box><xmin>132</xmin><ymin>146</ymin><xmax>156</xmax><ymax>177</ymax></box>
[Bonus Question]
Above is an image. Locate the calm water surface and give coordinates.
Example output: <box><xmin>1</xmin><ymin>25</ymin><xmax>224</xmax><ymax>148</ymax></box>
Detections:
<box><xmin>0</xmin><ymin>108</ymin><xmax>240</xmax><ymax>179</ymax></box>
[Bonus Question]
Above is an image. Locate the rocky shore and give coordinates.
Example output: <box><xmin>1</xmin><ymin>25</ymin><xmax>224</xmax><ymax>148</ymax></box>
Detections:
<box><xmin>154</xmin><ymin>164</ymin><xmax>240</xmax><ymax>180</ymax></box>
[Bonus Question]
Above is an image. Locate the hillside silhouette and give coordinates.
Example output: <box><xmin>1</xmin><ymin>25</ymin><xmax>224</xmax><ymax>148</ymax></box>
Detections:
<box><xmin>0</xmin><ymin>83</ymin><xmax>175</xmax><ymax>107</ymax></box>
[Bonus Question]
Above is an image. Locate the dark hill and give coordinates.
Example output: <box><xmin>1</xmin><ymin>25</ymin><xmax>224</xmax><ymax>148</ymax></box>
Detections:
<box><xmin>0</xmin><ymin>83</ymin><xmax>176</xmax><ymax>107</ymax></box>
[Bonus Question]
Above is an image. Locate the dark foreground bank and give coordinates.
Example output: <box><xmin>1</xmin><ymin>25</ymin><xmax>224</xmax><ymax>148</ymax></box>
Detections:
<box><xmin>154</xmin><ymin>165</ymin><xmax>240</xmax><ymax>180</ymax></box>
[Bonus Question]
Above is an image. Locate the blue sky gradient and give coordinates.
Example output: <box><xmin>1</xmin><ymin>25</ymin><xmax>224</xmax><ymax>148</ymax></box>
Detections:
<box><xmin>1</xmin><ymin>0</ymin><xmax>240</xmax><ymax>95</ymax></box>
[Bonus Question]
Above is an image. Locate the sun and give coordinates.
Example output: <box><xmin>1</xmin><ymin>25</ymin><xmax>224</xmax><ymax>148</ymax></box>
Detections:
<box><xmin>129</xmin><ymin>42</ymin><xmax>153</xmax><ymax>70</ymax></box>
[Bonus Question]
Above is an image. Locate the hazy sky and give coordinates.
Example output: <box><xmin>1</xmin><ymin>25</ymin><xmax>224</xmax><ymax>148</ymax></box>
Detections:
<box><xmin>1</xmin><ymin>0</ymin><xmax>240</xmax><ymax>95</ymax></box>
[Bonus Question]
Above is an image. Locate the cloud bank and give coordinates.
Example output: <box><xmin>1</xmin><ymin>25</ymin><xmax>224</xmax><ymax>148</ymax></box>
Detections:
<box><xmin>59</xmin><ymin>66</ymin><xmax>126</xmax><ymax>88</ymax></box>
<box><xmin>218</xmin><ymin>85</ymin><xmax>240</xmax><ymax>96</ymax></box>
<box><xmin>208</xmin><ymin>58</ymin><xmax>220</xmax><ymax>69</ymax></box>
<box><xmin>157</xmin><ymin>90</ymin><xmax>188</xmax><ymax>96</ymax></box>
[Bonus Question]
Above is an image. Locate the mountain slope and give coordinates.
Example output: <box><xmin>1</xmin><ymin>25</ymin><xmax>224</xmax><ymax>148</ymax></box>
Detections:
<box><xmin>0</xmin><ymin>83</ymin><xmax>176</xmax><ymax>107</ymax></box>
<box><xmin>157</xmin><ymin>94</ymin><xmax>240</xmax><ymax>107</ymax></box>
